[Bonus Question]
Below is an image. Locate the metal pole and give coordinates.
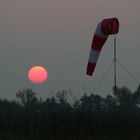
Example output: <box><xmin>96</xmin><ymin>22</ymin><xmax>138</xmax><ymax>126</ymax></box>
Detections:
<box><xmin>114</xmin><ymin>35</ymin><xmax>117</xmax><ymax>94</ymax></box>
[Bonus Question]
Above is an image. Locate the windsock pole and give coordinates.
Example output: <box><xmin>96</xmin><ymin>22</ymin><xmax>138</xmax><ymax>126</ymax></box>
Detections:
<box><xmin>114</xmin><ymin>35</ymin><xmax>117</xmax><ymax>93</ymax></box>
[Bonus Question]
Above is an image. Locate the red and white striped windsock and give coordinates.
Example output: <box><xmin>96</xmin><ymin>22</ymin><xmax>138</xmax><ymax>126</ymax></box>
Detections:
<box><xmin>86</xmin><ymin>17</ymin><xmax>119</xmax><ymax>76</ymax></box>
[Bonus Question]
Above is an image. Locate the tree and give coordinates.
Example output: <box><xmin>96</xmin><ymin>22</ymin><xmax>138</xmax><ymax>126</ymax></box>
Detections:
<box><xmin>133</xmin><ymin>84</ymin><xmax>140</xmax><ymax>106</ymax></box>
<box><xmin>16</xmin><ymin>88</ymin><xmax>38</xmax><ymax>106</ymax></box>
<box><xmin>104</xmin><ymin>95</ymin><xmax>117</xmax><ymax>112</ymax></box>
<box><xmin>80</xmin><ymin>94</ymin><xmax>103</xmax><ymax>112</ymax></box>
<box><xmin>113</xmin><ymin>86</ymin><xmax>136</xmax><ymax>110</ymax></box>
<box><xmin>56</xmin><ymin>90</ymin><xmax>68</xmax><ymax>104</ymax></box>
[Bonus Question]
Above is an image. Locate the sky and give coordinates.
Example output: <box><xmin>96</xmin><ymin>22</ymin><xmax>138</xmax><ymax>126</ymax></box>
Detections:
<box><xmin>0</xmin><ymin>0</ymin><xmax>140</xmax><ymax>100</ymax></box>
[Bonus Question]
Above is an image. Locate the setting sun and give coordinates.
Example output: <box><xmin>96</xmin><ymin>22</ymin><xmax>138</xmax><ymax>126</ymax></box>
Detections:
<box><xmin>28</xmin><ymin>66</ymin><xmax>48</xmax><ymax>84</ymax></box>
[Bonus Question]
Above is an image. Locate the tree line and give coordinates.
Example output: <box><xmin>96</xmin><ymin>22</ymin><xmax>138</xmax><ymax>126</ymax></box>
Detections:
<box><xmin>0</xmin><ymin>85</ymin><xmax>140</xmax><ymax>139</ymax></box>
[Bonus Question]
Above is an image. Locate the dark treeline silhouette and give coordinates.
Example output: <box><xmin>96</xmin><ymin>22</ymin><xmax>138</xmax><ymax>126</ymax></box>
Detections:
<box><xmin>1</xmin><ymin>86</ymin><xmax>140</xmax><ymax>139</ymax></box>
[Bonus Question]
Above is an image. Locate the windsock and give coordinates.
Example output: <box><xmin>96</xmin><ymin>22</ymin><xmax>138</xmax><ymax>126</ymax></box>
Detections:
<box><xmin>86</xmin><ymin>17</ymin><xmax>119</xmax><ymax>76</ymax></box>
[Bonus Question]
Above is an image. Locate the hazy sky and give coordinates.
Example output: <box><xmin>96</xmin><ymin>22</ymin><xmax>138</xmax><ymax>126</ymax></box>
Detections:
<box><xmin>0</xmin><ymin>0</ymin><xmax>140</xmax><ymax>99</ymax></box>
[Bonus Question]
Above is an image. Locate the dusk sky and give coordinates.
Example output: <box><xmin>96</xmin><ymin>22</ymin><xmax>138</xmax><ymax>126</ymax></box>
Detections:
<box><xmin>0</xmin><ymin>0</ymin><xmax>140</xmax><ymax>100</ymax></box>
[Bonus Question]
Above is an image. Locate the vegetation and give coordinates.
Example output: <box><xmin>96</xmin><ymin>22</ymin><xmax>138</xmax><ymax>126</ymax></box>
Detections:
<box><xmin>1</xmin><ymin>86</ymin><xmax>140</xmax><ymax>139</ymax></box>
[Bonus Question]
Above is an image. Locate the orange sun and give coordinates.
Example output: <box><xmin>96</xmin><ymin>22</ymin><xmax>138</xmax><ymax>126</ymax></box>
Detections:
<box><xmin>28</xmin><ymin>66</ymin><xmax>48</xmax><ymax>84</ymax></box>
